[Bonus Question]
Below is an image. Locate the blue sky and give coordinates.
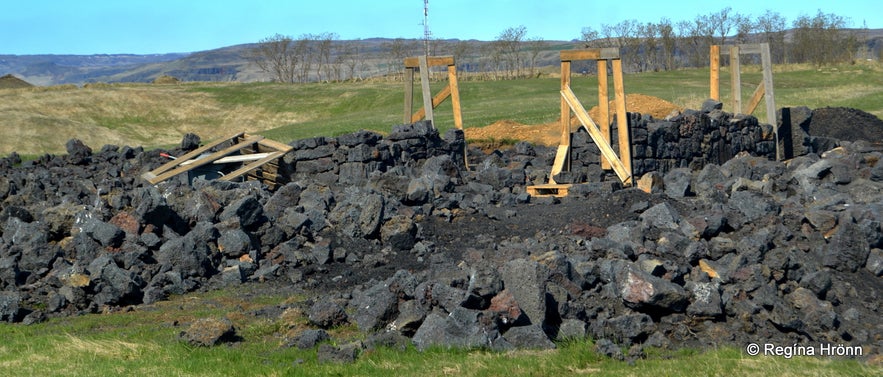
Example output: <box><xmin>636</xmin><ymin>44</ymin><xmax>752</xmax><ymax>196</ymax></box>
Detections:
<box><xmin>1</xmin><ymin>0</ymin><xmax>879</xmax><ymax>55</ymax></box>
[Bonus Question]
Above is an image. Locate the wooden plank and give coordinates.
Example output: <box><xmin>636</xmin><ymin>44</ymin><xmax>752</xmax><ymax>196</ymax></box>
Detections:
<box><xmin>410</xmin><ymin>84</ymin><xmax>452</xmax><ymax>122</ymax></box>
<box><xmin>745</xmin><ymin>81</ymin><xmax>765</xmax><ymax>115</ymax></box>
<box><xmin>548</xmin><ymin>145</ymin><xmax>570</xmax><ymax>185</ymax></box>
<box><xmin>448</xmin><ymin>64</ymin><xmax>463</xmax><ymax>129</ymax></box>
<box><xmin>404</xmin><ymin>55</ymin><xmax>454</xmax><ymax>68</ymax></box>
<box><xmin>562</xmin><ymin>86</ymin><xmax>631</xmax><ymax>184</ymax></box>
<box><xmin>257</xmin><ymin>138</ymin><xmax>293</xmax><ymax>153</ymax></box>
<box><xmin>144</xmin><ymin>131</ymin><xmax>245</xmax><ymax>178</ymax></box>
<box><xmin>597</xmin><ymin>59</ymin><xmax>611</xmax><ymax>170</ymax></box>
<box><xmin>737</xmin><ymin>43</ymin><xmax>763</xmax><ymax>54</ymax></box>
<box><xmin>559</xmin><ymin>48</ymin><xmax>619</xmax><ymax>61</ymax></box>
<box><xmin>526</xmin><ymin>184</ymin><xmax>572</xmax><ymax>198</ymax></box>
<box><xmin>145</xmin><ymin>135</ymin><xmax>263</xmax><ymax>184</ymax></box>
<box><xmin>730</xmin><ymin>46</ymin><xmax>742</xmax><ymax>114</ymax></box>
<box><xmin>219</xmin><ymin>150</ymin><xmax>287</xmax><ymax>183</ymax></box>
<box><xmin>403</xmin><ymin>68</ymin><xmax>414</xmax><ymax>124</ymax></box>
<box><xmin>760</xmin><ymin>42</ymin><xmax>778</xmax><ymax>160</ymax></box>
<box><xmin>612</xmin><ymin>59</ymin><xmax>633</xmax><ymax>185</ymax></box>
<box><xmin>418</xmin><ymin>56</ymin><xmax>434</xmax><ymax>125</ymax></box>
<box><xmin>560</xmin><ymin>60</ymin><xmax>571</xmax><ymax>148</ymax></box>
<box><xmin>710</xmin><ymin>45</ymin><xmax>720</xmax><ymax>100</ymax></box>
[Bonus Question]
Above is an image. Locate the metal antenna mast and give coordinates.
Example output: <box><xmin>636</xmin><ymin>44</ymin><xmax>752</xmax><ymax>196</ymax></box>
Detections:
<box><xmin>422</xmin><ymin>0</ymin><xmax>431</xmax><ymax>57</ymax></box>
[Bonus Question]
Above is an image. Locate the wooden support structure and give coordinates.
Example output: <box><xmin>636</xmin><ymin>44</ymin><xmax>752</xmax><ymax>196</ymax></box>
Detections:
<box><xmin>528</xmin><ymin>48</ymin><xmax>632</xmax><ymax>197</ymax></box>
<box><xmin>403</xmin><ymin>55</ymin><xmax>463</xmax><ymax>130</ymax></box>
<box><xmin>710</xmin><ymin>43</ymin><xmax>779</xmax><ymax>159</ymax></box>
<box><xmin>403</xmin><ymin>55</ymin><xmax>468</xmax><ymax>168</ymax></box>
<box><xmin>141</xmin><ymin>132</ymin><xmax>293</xmax><ymax>190</ymax></box>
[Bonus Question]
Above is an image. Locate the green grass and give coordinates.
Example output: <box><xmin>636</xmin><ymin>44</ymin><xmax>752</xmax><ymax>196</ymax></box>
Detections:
<box><xmin>2</xmin><ymin>61</ymin><xmax>881</xmax><ymax>156</ymax></box>
<box><xmin>0</xmin><ymin>286</ymin><xmax>878</xmax><ymax>377</ymax></box>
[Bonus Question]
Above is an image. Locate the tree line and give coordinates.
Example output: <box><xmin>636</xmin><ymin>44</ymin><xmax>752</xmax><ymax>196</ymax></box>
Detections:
<box><xmin>249</xmin><ymin>7</ymin><xmax>871</xmax><ymax>83</ymax></box>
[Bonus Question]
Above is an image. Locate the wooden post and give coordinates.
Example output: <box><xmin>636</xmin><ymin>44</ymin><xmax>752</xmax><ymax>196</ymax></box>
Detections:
<box><xmin>730</xmin><ymin>45</ymin><xmax>741</xmax><ymax>114</ymax></box>
<box><xmin>710</xmin><ymin>45</ymin><xmax>720</xmax><ymax>100</ymax></box>
<box><xmin>418</xmin><ymin>56</ymin><xmax>434</xmax><ymax>126</ymax></box>
<box><xmin>448</xmin><ymin>64</ymin><xmax>463</xmax><ymax>129</ymax></box>
<box><xmin>760</xmin><ymin>43</ymin><xmax>778</xmax><ymax>160</ymax></box>
<box><xmin>597</xmin><ymin>59</ymin><xmax>611</xmax><ymax>170</ymax></box>
<box><xmin>403</xmin><ymin>67</ymin><xmax>414</xmax><ymax>124</ymax></box>
<box><xmin>612</xmin><ymin>58</ymin><xmax>632</xmax><ymax>185</ymax></box>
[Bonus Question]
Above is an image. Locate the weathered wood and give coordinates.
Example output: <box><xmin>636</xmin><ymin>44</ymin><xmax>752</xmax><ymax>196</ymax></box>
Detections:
<box><xmin>144</xmin><ymin>135</ymin><xmax>263</xmax><ymax>185</ymax></box>
<box><xmin>411</xmin><ymin>84</ymin><xmax>452</xmax><ymax>122</ymax></box>
<box><xmin>144</xmin><ymin>131</ymin><xmax>246</xmax><ymax>178</ymax></box>
<box><xmin>418</xmin><ymin>56</ymin><xmax>434</xmax><ymax>125</ymax></box>
<box><xmin>403</xmin><ymin>68</ymin><xmax>414</xmax><ymax>124</ymax></box>
<box><xmin>560</xmin><ymin>48</ymin><xmax>619</xmax><ymax>61</ymax></box>
<box><xmin>404</xmin><ymin>55</ymin><xmax>454</xmax><ymax>68</ymax></box>
<box><xmin>710</xmin><ymin>45</ymin><xmax>720</xmax><ymax>100</ymax></box>
<box><xmin>562</xmin><ymin>86</ymin><xmax>631</xmax><ymax>184</ymax></box>
<box><xmin>761</xmin><ymin>42</ymin><xmax>778</xmax><ymax>160</ymax></box>
<box><xmin>219</xmin><ymin>150</ymin><xmax>287</xmax><ymax>183</ymax></box>
<box><xmin>730</xmin><ymin>45</ymin><xmax>742</xmax><ymax>114</ymax></box>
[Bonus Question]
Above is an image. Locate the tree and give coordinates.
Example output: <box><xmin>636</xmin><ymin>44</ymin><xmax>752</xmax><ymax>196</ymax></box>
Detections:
<box><xmin>754</xmin><ymin>10</ymin><xmax>787</xmax><ymax>64</ymax></box>
<box><xmin>248</xmin><ymin>34</ymin><xmax>298</xmax><ymax>83</ymax></box>
<box><xmin>526</xmin><ymin>37</ymin><xmax>547</xmax><ymax>77</ymax></box>
<box><xmin>657</xmin><ymin>18</ymin><xmax>678</xmax><ymax>70</ymax></box>
<box><xmin>790</xmin><ymin>11</ymin><xmax>855</xmax><ymax>66</ymax></box>
<box><xmin>496</xmin><ymin>25</ymin><xmax>527</xmax><ymax>78</ymax></box>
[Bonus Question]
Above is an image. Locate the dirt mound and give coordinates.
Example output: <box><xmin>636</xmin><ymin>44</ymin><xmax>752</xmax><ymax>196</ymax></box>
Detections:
<box><xmin>465</xmin><ymin>94</ymin><xmax>682</xmax><ymax>147</ymax></box>
<box><xmin>810</xmin><ymin>107</ymin><xmax>883</xmax><ymax>143</ymax></box>
<box><xmin>0</xmin><ymin>74</ymin><xmax>34</xmax><ymax>89</ymax></box>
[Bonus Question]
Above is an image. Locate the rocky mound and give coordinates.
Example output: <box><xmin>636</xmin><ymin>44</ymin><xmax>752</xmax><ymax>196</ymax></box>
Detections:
<box><xmin>809</xmin><ymin>107</ymin><xmax>883</xmax><ymax>143</ymax></box>
<box><xmin>1</xmin><ymin>104</ymin><xmax>881</xmax><ymax>362</ymax></box>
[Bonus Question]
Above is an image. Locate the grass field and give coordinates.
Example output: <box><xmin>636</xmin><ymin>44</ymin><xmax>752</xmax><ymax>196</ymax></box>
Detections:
<box><xmin>0</xmin><ymin>285</ymin><xmax>878</xmax><ymax>377</ymax></box>
<box><xmin>1</xmin><ymin>61</ymin><xmax>881</xmax><ymax>156</ymax></box>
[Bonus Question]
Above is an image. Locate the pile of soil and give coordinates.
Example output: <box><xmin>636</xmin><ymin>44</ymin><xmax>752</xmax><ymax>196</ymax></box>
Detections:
<box><xmin>0</xmin><ymin>74</ymin><xmax>34</xmax><ymax>89</ymax></box>
<box><xmin>465</xmin><ymin>94</ymin><xmax>682</xmax><ymax>147</ymax></box>
<box><xmin>810</xmin><ymin>107</ymin><xmax>883</xmax><ymax>143</ymax></box>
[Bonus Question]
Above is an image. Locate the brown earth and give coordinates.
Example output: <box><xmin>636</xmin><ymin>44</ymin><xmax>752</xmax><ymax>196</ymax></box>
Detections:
<box><xmin>0</xmin><ymin>74</ymin><xmax>34</xmax><ymax>89</ymax></box>
<box><xmin>465</xmin><ymin>93</ymin><xmax>682</xmax><ymax>148</ymax></box>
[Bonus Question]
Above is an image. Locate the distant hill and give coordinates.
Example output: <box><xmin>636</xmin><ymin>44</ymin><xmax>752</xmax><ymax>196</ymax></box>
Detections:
<box><xmin>2</xmin><ymin>29</ymin><xmax>881</xmax><ymax>86</ymax></box>
<box><xmin>0</xmin><ymin>73</ymin><xmax>34</xmax><ymax>88</ymax></box>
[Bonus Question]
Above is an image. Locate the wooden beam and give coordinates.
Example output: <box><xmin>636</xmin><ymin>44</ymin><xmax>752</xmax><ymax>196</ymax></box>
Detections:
<box><xmin>560</xmin><ymin>48</ymin><xmax>619</xmax><ymax>61</ymax></box>
<box><xmin>403</xmin><ymin>68</ymin><xmax>414</xmax><ymax>124</ymax></box>
<box><xmin>612</xmin><ymin>59</ymin><xmax>633</xmax><ymax>185</ymax></box>
<box><xmin>744</xmin><ymin>81</ymin><xmax>765</xmax><ymax>115</ymax></box>
<box><xmin>730</xmin><ymin>45</ymin><xmax>742</xmax><ymax>114</ymax></box>
<box><xmin>144</xmin><ymin>135</ymin><xmax>263</xmax><ymax>185</ymax></box>
<box><xmin>144</xmin><ymin>131</ymin><xmax>245</xmax><ymax>179</ymax></box>
<box><xmin>410</xmin><ymin>84</ymin><xmax>452</xmax><ymax>122</ymax></box>
<box><xmin>219</xmin><ymin>150</ymin><xmax>288</xmax><ymax>182</ymax></box>
<box><xmin>710</xmin><ymin>45</ymin><xmax>720</xmax><ymax>100</ymax></box>
<box><xmin>448</xmin><ymin>64</ymin><xmax>463</xmax><ymax>129</ymax></box>
<box><xmin>404</xmin><ymin>55</ymin><xmax>454</xmax><ymax>68</ymax></box>
<box><xmin>597</xmin><ymin>59</ymin><xmax>611</xmax><ymax>170</ymax></box>
<box><xmin>562</xmin><ymin>86</ymin><xmax>631</xmax><ymax>184</ymax></box>
<box><xmin>760</xmin><ymin>42</ymin><xmax>778</xmax><ymax>160</ymax></box>
<box><xmin>418</xmin><ymin>56</ymin><xmax>434</xmax><ymax>125</ymax></box>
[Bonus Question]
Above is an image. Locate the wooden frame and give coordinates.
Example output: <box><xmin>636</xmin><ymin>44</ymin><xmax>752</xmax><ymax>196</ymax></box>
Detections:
<box><xmin>531</xmin><ymin>49</ymin><xmax>633</xmax><ymax>198</ymax></box>
<box><xmin>710</xmin><ymin>43</ymin><xmax>778</xmax><ymax>159</ymax></box>
<box><xmin>403</xmin><ymin>55</ymin><xmax>463</xmax><ymax>130</ymax></box>
<box><xmin>141</xmin><ymin>132</ymin><xmax>293</xmax><ymax>190</ymax></box>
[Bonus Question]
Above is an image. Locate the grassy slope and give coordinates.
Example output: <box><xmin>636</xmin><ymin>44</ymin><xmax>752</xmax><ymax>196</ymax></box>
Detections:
<box><xmin>1</xmin><ymin>61</ymin><xmax>881</xmax><ymax>156</ymax></box>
